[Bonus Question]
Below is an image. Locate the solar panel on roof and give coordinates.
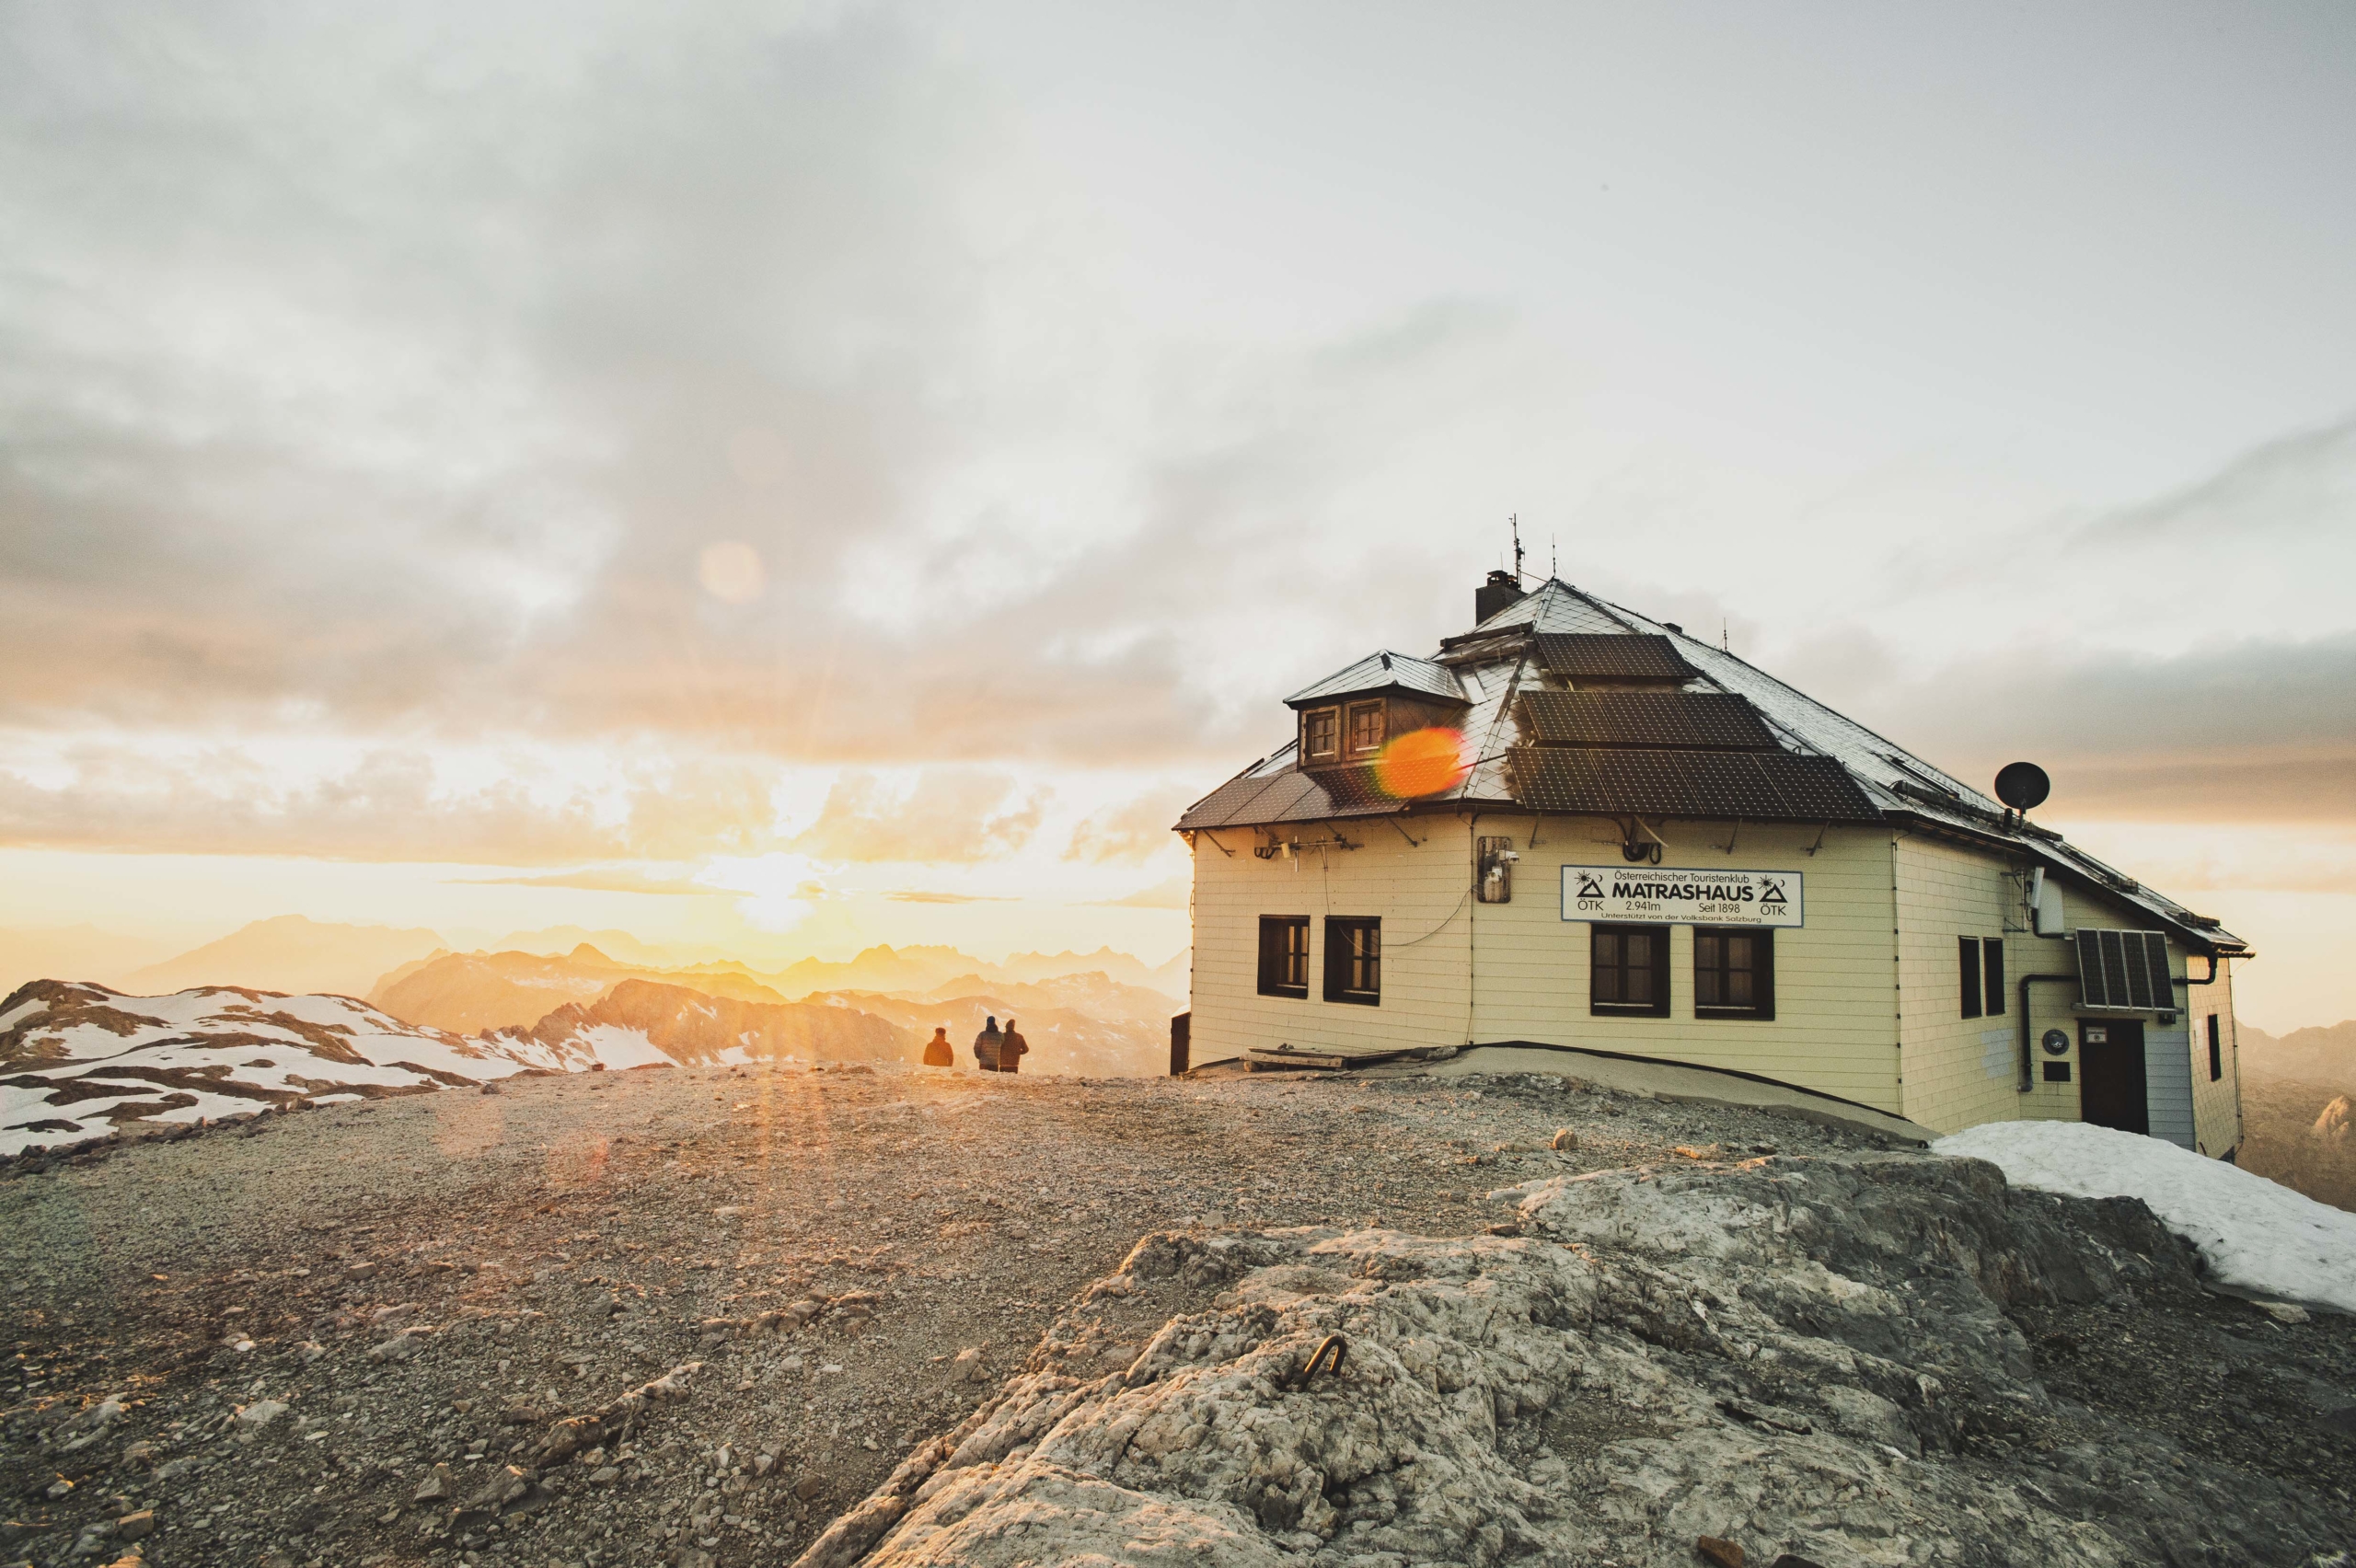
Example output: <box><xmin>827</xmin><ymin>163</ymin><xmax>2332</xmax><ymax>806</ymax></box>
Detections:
<box><xmin>1516</xmin><ymin>691</ymin><xmax>1776</xmax><ymax>750</ymax></box>
<box><xmin>1503</xmin><ymin>745</ymin><xmax>1880</xmax><ymax>823</ymax></box>
<box><xmin>1532</xmin><ymin>633</ymin><xmax>1698</xmax><ymax>682</ymax></box>
<box><xmin>1172</xmin><ymin>772</ymin><xmax>1287</xmax><ymax>830</ymax></box>
<box><xmin>1172</xmin><ymin>762</ymin><xmax>1410</xmax><ymax>829</ymax></box>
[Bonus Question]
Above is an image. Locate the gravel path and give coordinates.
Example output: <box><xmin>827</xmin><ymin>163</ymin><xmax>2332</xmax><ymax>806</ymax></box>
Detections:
<box><xmin>2</xmin><ymin>1064</ymin><xmax>2345</xmax><ymax>1568</ymax></box>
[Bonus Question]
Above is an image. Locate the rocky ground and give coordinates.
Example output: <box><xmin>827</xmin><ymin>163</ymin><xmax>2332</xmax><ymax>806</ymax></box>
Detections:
<box><xmin>2</xmin><ymin>1064</ymin><xmax>2350</xmax><ymax>1568</ymax></box>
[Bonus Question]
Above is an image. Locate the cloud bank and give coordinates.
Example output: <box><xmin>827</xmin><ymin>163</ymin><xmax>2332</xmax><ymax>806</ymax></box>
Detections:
<box><xmin>2</xmin><ymin>0</ymin><xmax>2351</xmax><ymax>876</ymax></box>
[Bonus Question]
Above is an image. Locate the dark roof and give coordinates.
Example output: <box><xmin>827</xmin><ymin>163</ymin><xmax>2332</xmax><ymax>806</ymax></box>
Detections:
<box><xmin>1285</xmin><ymin>650</ymin><xmax>1468</xmax><ymax>709</ymax></box>
<box><xmin>1532</xmin><ymin>632</ymin><xmax>1698</xmax><ymax>682</ymax></box>
<box><xmin>1515</xmin><ymin>691</ymin><xmax>1778</xmax><ymax>751</ymax></box>
<box><xmin>1176</xmin><ymin>755</ymin><xmax>1407</xmax><ymax>829</ymax></box>
<box><xmin>1505</xmin><ymin>745</ymin><xmax>1881</xmax><ymax>823</ymax></box>
<box><xmin>1170</xmin><ymin>573</ymin><xmax>2244</xmax><ymax>951</ymax></box>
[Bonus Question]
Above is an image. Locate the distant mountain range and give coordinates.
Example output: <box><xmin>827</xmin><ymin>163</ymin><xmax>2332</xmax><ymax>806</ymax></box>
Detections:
<box><xmin>744</xmin><ymin>942</ymin><xmax>1187</xmax><ymax>1001</ymax></box>
<box><xmin>487</xmin><ymin>978</ymin><xmax>907</xmax><ymax>1069</ymax></box>
<box><xmin>0</xmin><ymin>975</ymin><xmax>929</xmax><ymax>1158</ymax></box>
<box><xmin>2235</xmin><ymin>1018</ymin><xmax>2356</xmax><ymax>1215</ymax></box>
<box><xmin>2</xmin><ymin>945</ymin><xmax>1190</xmax><ymax>1156</ymax></box>
<box><xmin>814</xmin><ymin>985</ymin><xmax>1167</xmax><ymax>1077</ymax></box>
<box><xmin>2</xmin><ymin>916</ymin><xmax>697</xmax><ymax>1002</ymax></box>
<box><xmin>0</xmin><ymin>980</ymin><xmax>540</xmax><ymax>1157</ymax></box>
<box><xmin>2239</xmin><ymin>1020</ymin><xmax>2356</xmax><ymax>1090</ymax></box>
<box><xmin>122</xmin><ymin>915</ymin><xmax>446</xmax><ymax>1000</ymax></box>
<box><xmin>364</xmin><ymin>943</ymin><xmax>1184</xmax><ymax>1076</ymax></box>
<box><xmin>369</xmin><ymin>944</ymin><xmax>794</xmax><ymax>1035</ymax></box>
<box><xmin>37</xmin><ymin>917</ymin><xmax>1190</xmax><ymax>1009</ymax></box>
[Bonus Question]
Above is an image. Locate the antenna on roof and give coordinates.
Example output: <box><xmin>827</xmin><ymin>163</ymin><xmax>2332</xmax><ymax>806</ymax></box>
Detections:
<box><xmin>1720</xmin><ymin>617</ymin><xmax>1728</xmax><ymax>651</ymax></box>
<box><xmin>1509</xmin><ymin>514</ymin><xmax>1526</xmax><ymax>583</ymax></box>
<box><xmin>1550</xmin><ymin>534</ymin><xmax>1558</xmax><ymax>580</ymax></box>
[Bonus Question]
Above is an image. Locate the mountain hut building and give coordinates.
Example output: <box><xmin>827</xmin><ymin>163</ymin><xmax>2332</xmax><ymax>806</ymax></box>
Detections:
<box><xmin>1172</xmin><ymin>572</ymin><xmax>2250</xmax><ymax>1155</ymax></box>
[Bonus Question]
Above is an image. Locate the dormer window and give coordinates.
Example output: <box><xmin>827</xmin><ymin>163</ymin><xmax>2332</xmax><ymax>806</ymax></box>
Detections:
<box><xmin>1284</xmin><ymin>649</ymin><xmax>1467</xmax><ymax>772</ymax></box>
<box><xmin>1303</xmin><ymin>707</ymin><xmax>1340</xmax><ymax>762</ymax></box>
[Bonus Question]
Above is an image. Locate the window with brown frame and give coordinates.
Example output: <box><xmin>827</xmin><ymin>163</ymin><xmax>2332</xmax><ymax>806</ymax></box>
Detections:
<box><xmin>1302</xmin><ymin>707</ymin><xmax>1339</xmax><ymax>763</ymax></box>
<box><xmin>1590</xmin><ymin>923</ymin><xmax>1669</xmax><ymax>1017</ymax></box>
<box><xmin>1323</xmin><ymin>917</ymin><xmax>1380</xmax><ymax>1005</ymax></box>
<box><xmin>1345</xmin><ymin>699</ymin><xmax>1385</xmax><ymax>756</ymax></box>
<box><xmin>1257</xmin><ymin>916</ymin><xmax>1310</xmax><ymax>998</ymax></box>
<box><xmin>1693</xmin><ymin>928</ymin><xmax>1773</xmax><ymax>1020</ymax></box>
<box><xmin>2207</xmin><ymin>1013</ymin><xmax>2223</xmax><ymax>1081</ymax></box>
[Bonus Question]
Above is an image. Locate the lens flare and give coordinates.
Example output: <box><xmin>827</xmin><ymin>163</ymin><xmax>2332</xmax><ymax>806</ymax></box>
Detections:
<box><xmin>1374</xmin><ymin>726</ymin><xmax>1471</xmax><ymax>799</ymax></box>
<box><xmin>699</xmin><ymin>540</ymin><xmax>767</xmax><ymax>604</ymax></box>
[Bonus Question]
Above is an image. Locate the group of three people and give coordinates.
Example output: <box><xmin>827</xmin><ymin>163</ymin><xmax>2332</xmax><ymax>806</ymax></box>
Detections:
<box><xmin>920</xmin><ymin>1014</ymin><xmax>1028</xmax><ymax>1072</ymax></box>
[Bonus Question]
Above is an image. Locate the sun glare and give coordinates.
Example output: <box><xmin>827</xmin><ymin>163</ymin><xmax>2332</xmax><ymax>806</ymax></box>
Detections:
<box><xmin>698</xmin><ymin>540</ymin><xmax>767</xmax><ymax>604</ymax></box>
<box><xmin>1374</xmin><ymin>726</ymin><xmax>1471</xmax><ymax>799</ymax></box>
<box><xmin>696</xmin><ymin>852</ymin><xmax>826</xmax><ymax>930</ymax></box>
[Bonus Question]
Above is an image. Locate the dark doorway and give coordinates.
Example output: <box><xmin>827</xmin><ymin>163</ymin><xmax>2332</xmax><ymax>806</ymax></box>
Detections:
<box><xmin>2079</xmin><ymin>1018</ymin><xmax>2148</xmax><ymax>1135</ymax></box>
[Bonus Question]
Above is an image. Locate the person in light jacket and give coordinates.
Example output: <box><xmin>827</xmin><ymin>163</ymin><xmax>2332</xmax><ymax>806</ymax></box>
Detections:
<box><xmin>973</xmin><ymin>1015</ymin><xmax>1002</xmax><ymax>1072</ymax></box>
<box><xmin>921</xmin><ymin>1026</ymin><xmax>953</xmax><ymax>1068</ymax></box>
<box><xmin>998</xmin><ymin>1018</ymin><xmax>1029</xmax><ymax>1075</ymax></box>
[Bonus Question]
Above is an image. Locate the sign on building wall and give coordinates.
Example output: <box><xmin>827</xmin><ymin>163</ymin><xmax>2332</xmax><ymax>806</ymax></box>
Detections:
<box><xmin>1560</xmin><ymin>866</ymin><xmax>1805</xmax><ymax>928</ymax></box>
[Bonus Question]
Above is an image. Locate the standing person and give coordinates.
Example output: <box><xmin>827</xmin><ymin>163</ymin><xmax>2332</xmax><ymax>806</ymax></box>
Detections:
<box><xmin>999</xmin><ymin>1018</ymin><xmax>1029</xmax><ymax>1075</ymax></box>
<box><xmin>921</xmin><ymin>1026</ymin><xmax>953</xmax><ymax>1068</ymax></box>
<box><xmin>973</xmin><ymin>1015</ymin><xmax>1002</xmax><ymax>1073</ymax></box>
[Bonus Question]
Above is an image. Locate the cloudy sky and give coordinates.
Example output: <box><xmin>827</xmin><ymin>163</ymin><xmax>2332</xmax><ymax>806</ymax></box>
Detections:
<box><xmin>3</xmin><ymin>1</ymin><xmax>2352</xmax><ymax>1027</ymax></box>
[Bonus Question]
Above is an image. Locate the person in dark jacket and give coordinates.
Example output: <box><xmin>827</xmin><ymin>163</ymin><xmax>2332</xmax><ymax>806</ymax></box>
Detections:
<box><xmin>921</xmin><ymin>1026</ymin><xmax>953</xmax><ymax>1067</ymax></box>
<box><xmin>973</xmin><ymin>1015</ymin><xmax>1002</xmax><ymax>1072</ymax></box>
<box><xmin>998</xmin><ymin>1018</ymin><xmax>1029</xmax><ymax>1074</ymax></box>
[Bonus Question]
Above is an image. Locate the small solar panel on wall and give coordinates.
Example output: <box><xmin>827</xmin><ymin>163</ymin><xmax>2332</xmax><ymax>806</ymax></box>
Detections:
<box><xmin>2075</xmin><ymin>928</ymin><xmax>2175</xmax><ymax>1010</ymax></box>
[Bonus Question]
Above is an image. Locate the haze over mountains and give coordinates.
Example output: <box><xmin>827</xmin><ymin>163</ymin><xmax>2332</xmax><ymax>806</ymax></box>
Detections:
<box><xmin>1</xmin><ymin>916</ymin><xmax>1191</xmax><ymax>1154</ymax></box>
<box><xmin>2237</xmin><ymin>1019</ymin><xmax>2356</xmax><ymax>1214</ymax></box>
<box><xmin>4</xmin><ymin>915</ymin><xmax>1184</xmax><ymax>1013</ymax></box>
<box><xmin>2</xmin><ymin>916</ymin><xmax>698</xmax><ymax>1002</ymax></box>
<box><xmin>122</xmin><ymin>915</ymin><xmax>445</xmax><ymax>999</ymax></box>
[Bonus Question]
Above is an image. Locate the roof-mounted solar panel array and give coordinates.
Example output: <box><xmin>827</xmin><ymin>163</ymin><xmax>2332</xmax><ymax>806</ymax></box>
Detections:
<box><xmin>1165</xmin><ymin>575</ymin><xmax>2245</xmax><ymax>956</ymax></box>
<box><xmin>1175</xmin><ymin>758</ymin><xmax>1405</xmax><ymax>830</ymax></box>
<box><xmin>1516</xmin><ymin>690</ymin><xmax>1778</xmax><ymax>751</ymax></box>
<box><xmin>1504</xmin><ymin>745</ymin><xmax>1881</xmax><ymax>823</ymax></box>
<box><xmin>1532</xmin><ymin>632</ymin><xmax>1698</xmax><ymax>682</ymax></box>
<box><xmin>2074</xmin><ymin>928</ymin><xmax>2177</xmax><ymax>1011</ymax></box>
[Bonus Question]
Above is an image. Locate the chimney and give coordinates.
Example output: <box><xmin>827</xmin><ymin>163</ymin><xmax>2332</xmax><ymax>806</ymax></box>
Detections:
<box><xmin>1475</xmin><ymin>569</ymin><xmax>1524</xmax><ymax>625</ymax></box>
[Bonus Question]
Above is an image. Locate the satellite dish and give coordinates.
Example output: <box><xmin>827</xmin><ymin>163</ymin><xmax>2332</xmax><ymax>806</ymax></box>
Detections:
<box><xmin>1993</xmin><ymin>761</ymin><xmax>2050</xmax><ymax>813</ymax></box>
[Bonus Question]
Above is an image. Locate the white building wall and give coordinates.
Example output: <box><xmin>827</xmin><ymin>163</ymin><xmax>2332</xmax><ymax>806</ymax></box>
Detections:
<box><xmin>1892</xmin><ymin>834</ymin><xmax>2031</xmax><ymax>1135</ymax></box>
<box><xmin>1187</xmin><ymin>818</ymin><xmax>1474</xmax><ymax>1064</ymax></box>
<box><xmin>1189</xmin><ymin>814</ymin><xmax>1900</xmax><ymax>1114</ymax></box>
<box><xmin>2188</xmin><ymin>958</ymin><xmax>2244</xmax><ymax>1158</ymax></box>
<box><xmin>2014</xmin><ymin>873</ymin><xmax>2165</xmax><ymax>1126</ymax></box>
<box><xmin>2142</xmin><ymin>1013</ymin><xmax>2197</xmax><ymax>1150</ymax></box>
<box><xmin>1185</xmin><ymin>809</ymin><xmax>2239</xmax><ymax>1154</ymax></box>
<box><xmin>1469</xmin><ymin>818</ymin><xmax>1900</xmax><ymax>1113</ymax></box>
<box><xmin>2012</xmin><ymin>870</ymin><xmax>2227</xmax><ymax>1152</ymax></box>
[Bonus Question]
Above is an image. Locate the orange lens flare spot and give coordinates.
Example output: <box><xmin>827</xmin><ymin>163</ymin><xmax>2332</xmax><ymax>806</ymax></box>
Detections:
<box><xmin>1374</xmin><ymin>726</ymin><xmax>1471</xmax><ymax>799</ymax></box>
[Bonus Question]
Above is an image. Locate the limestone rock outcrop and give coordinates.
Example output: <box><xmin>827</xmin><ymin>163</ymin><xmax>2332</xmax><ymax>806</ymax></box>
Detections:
<box><xmin>797</xmin><ymin>1153</ymin><xmax>2344</xmax><ymax>1567</ymax></box>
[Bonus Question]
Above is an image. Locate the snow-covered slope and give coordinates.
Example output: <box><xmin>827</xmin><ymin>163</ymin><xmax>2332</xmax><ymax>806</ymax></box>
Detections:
<box><xmin>0</xmin><ymin>980</ymin><xmax>543</xmax><ymax>1157</ymax></box>
<box><xmin>1935</xmin><ymin>1119</ymin><xmax>2356</xmax><ymax>1313</ymax></box>
<box><xmin>2</xmin><ymin>976</ymin><xmax>929</xmax><ymax>1157</ymax></box>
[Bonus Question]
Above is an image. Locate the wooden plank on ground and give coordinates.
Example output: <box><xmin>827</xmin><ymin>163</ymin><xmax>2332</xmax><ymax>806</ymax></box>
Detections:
<box><xmin>1245</xmin><ymin>1049</ymin><xmax>1348</xmax><ymax>1071</ymax></box>
<box><xmin>1244</xmin><ymin>1042</ymin><xmax>1429</xmax><ymax>1071</ymax></box>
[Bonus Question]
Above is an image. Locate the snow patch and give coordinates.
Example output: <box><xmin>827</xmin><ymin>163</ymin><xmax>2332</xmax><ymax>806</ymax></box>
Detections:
<box><xmin>1935</xmin><ymin>1120</ymin><xmax>2356</xmax><ymax>1313</ymax></box>
<box><xmin>573</xmin><ymin>1024</ymin><xmax>674</xmax><ymax>1071</ymax></box>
